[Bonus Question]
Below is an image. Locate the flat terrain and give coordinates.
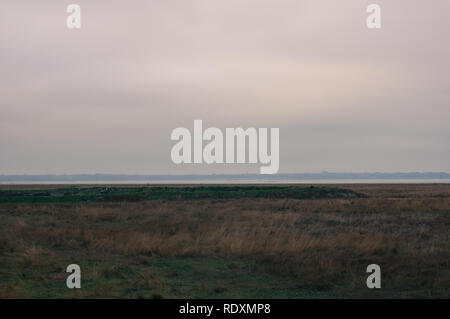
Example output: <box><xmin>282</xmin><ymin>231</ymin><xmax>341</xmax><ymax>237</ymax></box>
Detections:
<box><xmin>0</xmin><ymin>185</ymin><xmax>360</xmax><ymax>203</ymax></box>
<box><xmin>0</xmin><ymin>184</ymin><xmax>448</xmax><ymax>298</ymax></box>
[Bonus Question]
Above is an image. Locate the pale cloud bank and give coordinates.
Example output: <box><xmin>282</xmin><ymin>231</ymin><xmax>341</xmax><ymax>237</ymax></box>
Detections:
<box><xmin>0</xmin><ymin>0</ymin><xmax>449</xmax><ymax>174</ymax></box>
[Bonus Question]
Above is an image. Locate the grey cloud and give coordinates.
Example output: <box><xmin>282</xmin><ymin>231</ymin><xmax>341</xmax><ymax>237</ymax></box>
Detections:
<box><xmin>0</xmin><ymin>0</ymin><xmax>449</xmax><ymax>174</ymax></box>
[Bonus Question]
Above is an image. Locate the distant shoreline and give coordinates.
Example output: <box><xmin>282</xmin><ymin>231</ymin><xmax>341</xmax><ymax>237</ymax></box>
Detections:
<box><xmin>1</xmin><ymin>172</ymin><xmax>450</xmax><ymax>184</ymax></box>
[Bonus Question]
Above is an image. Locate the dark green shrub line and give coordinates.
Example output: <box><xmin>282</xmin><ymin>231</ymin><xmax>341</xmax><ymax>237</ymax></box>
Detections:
<box><xmin>0</xmin><ymin>186</ymin><xmax>362</xmax><ymax>203</ymax></box>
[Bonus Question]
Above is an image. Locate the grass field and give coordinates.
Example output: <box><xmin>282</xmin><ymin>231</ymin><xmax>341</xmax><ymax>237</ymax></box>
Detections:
<box><xmin>0</xmin><ymin>185</ymin><xmax>360</xmax><ymax>203</ymax></box>
<box><xmin>0</xmin><ymin>184</ymin><xmax>448</xmax><ymax>298</ymax></box>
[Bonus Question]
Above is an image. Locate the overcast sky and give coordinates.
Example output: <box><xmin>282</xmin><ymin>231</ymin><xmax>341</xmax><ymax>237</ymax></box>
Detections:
<box><xmin>1</xmin><ymin>0</ymin><xmax>449</xmax><ymax>174</ymax></box>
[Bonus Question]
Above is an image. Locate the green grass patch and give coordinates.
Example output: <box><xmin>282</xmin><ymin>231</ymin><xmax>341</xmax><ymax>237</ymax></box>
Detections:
<box><xmin>0</xmin><ymin>255</ymin><xmax>334</xmax><ymax>298</ymax></box>
<box><xmin>0</xmin><ymin>185</ymin><xmax>361</xmax><ymax>203</ymax></box>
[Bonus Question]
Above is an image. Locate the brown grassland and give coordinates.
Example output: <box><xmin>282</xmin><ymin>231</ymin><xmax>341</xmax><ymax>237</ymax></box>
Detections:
<box><xmin>0</xmin><ymin>184</ymin><xmax>449</xmax><ymax>298</ymax></box>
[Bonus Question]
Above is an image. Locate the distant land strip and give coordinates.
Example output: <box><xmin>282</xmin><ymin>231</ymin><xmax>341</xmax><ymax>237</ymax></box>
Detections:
<box><xmin>1</xmin><ymin>172</ymin><xmax>450</xmax><ymax>182</ymax></box>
